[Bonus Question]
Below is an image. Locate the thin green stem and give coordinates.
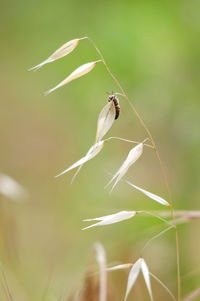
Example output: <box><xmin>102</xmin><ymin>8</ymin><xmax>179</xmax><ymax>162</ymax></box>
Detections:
<box><xmin>140</xmin><ymin>210</ymin><xmax>174</xmax><ymax>227</ymax></box>
<box><xmin>150</xmin><ymin>272</ymin><xmax>177</xmax><ymax>301</ymax></box>
<box><xmin>105</xmin><ymin>136</ymin><xmax>153</xmax><ymax>148</ymax></box>
<box><xmin>176</xmin><ymin>229</ymin><xmax>181</xmax><ymax>301</ymax></box>
<box><xmin>171</xmin><ymin>206</ymin><xmax>181</xmax><ymax>301</ymax></box>
<box><xmin>141</xmin><ymin>225</ymin><xmax>174</xmax><ymax>255</ymax></box>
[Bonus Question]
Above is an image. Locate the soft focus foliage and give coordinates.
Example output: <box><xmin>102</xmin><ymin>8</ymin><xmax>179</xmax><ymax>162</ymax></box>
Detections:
<box><xmin>0</xmin><ymin>0</ymin><xmax>200</xmax><ymax>300</ymax></box>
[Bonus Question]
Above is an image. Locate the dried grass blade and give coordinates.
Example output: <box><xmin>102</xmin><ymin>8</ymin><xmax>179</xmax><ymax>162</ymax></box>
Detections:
<box><xmin>55</xmin><ymin>141</ymin><xmax>104</xmax><ymax>178</ymax></box>
<box><xmin>95</xmin><ymin>243</ymin><xmax>107</xmax><ymax>301</ymax></box>
<box><xmin>95</xmin><ymin>101</ymin><xmax>116</xmax><ymax>142</ymax></box>
<box><xmin>29</xmin><ymin>38</ymin><xmax>81</xmax><ymax>71</ymax></box>
<box><xmin>141</xmin><ymin>259</ymin><xmax>154</xmax><ymax>301</ymax></box>
<box><xmin>82</xmin><ymin>211</ymin><xmax>136</xmax><ymax>230</ymax></box>
<box><xmin>127</xmin><ymin>181</ymin><xmax>170</xmax><ymax>206</ymax></box>
<box><xmin>124</xmin><ymin>258</ymin><xmax>142</xmax><ymax>301</ymax></box>
<box><xmin>45</xmin><ymin>61</ymin><xmax>101</xmax><ymax>95</ymax></box>
<box><xmin>106</xmin><ymin>143</ymin><xmax>143</xmax><ymax>191</ymax></box>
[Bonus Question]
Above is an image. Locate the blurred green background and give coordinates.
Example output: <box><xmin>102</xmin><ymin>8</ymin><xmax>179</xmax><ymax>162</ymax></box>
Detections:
<box><xmin>0</xmin><ymin>0</ymin><xmax>200</xmax><ymax>300</ymax></box>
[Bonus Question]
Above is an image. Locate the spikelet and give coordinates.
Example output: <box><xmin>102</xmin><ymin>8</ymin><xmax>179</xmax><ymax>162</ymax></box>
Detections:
<box><xmin>29</xmin><ymin>38</ymin><xmax>85</xmax><ymax>71</ymax></box>
<box><xmin>55</xmin><ymin>141</ymin><xmax>104</xmax><ymax>178</ymax></box>
<box><xmin>106</xmin><ymin>143</ymin><xmax>143</xmax><ymax>191</ymax></box>
<box><xmin>82</xmin><ymin>211</ymin><xmax>136</xmax><ymax>230</ymax></box>
<box><xmin>45</xmin><ymin>61</ymin><xmax>101</xmax><ymax>95</ymax></box>
<box><xmin>125</xmin><ymin>258</ymin><xmax>153</xmax><ymax>301</ymax></box>
<box><xmin>95</xmin><ymin>101</ymin><xmax>116</xmax><ymax>142</ymax></box>
<box><xmin>127</xmin><ymin>180</ymin><xmax>170</xmax><ymax>206</ymax></box>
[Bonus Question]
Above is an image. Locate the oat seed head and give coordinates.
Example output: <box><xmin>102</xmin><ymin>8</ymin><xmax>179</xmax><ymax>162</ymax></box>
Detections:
<box><xmin>29</xmin><ymin>38</ymin><xmax>82</xmax><ymax>71</ymax></box>
<box><xmin>126</xmin><ymin>180</ymin><xmax>170</xmax><ymax>207</ymax></box>
<box><xmin>44</xmin><ymin>61</ymin><xmax>101</xmax><ymax>95</ymax></box>
<box><xmin>95</xmin><ymin>101</ymin><xmax>116</xmax><ymax>142</ymax></box>
<box><xmin>106</xmin><ymin>264</ymin><xmax>132</xmax><ymax>272</ymax></box>
<box><xmin>125</xmin><ymin>258</ymin><xmax>153</xmax><ymax>301</ymax></box>
<box><xmin>125</xmin><ymin>258</ymin><xmax>142</xmax><ymax>301</ymax></box>
<box><xmin>55</xmin><ymin>140</ymin><xmax>104</xmax><ymax>178</ymax></box>
<box><xmin>82</xmin><ymin>211</ymin><xmax>136</xmax><ymax>230</ymax></box>
<box><xmin>106</xmin><ymin>143</ymin><xmax>144</xmax><ymax>192</ymax></box>
<box><xmin>141</xmin><ymin>259</ymin><xmax>154</xmax><ymax>301</ymax></box>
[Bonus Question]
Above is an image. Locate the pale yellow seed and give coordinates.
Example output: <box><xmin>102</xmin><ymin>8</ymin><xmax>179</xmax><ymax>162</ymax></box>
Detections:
<box><xmin>29</xmin><ymin>38</ymin><xmax>84</xmax><ymax>71</ymax></box>
<box><xmin>45</xmin><ymin>60</ymin><xmax>101</xmax><ymax>95</ymax></box>
<box><xmin>106</xmin><ymin>143</ymin><xmax>143</xmax><ymax>191</ymax></box>
<box><xmin>82</xmin><ymin>211</ymin><xmax>136</xmax><ymax>230</ymax></box>
<box><xmin>127</xmin><ymin>180</ymin><xmax>170</xmax><ymax>206</ymax></box>
<box><xmin>55</xmin><ymin>140</ymin><xmax>104</xmax><ymax>178</ymax></box>
<box><xmin>95</xmin><ymin>101</ymin><xmax>116</xmax><ymax>142</ymax></box>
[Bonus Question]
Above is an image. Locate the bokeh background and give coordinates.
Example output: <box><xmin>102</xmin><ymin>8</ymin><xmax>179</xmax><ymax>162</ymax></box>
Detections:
<box><xmin>0</xmin><ymin>0</ymin><xmax>200</xmax><ymax>300</ymax></box>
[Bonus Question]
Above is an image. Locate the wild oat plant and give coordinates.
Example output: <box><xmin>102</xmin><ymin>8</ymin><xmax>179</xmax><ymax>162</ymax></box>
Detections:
<box><xmin>29</xmin><ymin>37</ymin><xmax>199</xmax><ymax>301</ymax></box>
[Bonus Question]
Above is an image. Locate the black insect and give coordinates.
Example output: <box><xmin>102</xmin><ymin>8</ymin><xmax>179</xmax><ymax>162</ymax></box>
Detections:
<box><xmin>108</xmin><ymin>94</ymin><xmax>120</xmax><ymax>120</ymax></box>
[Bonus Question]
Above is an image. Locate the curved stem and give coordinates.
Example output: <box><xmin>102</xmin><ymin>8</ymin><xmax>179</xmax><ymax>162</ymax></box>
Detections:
<box><xmin>141</xmin><ymin>225</ymin><xmax>174</xmax><ymax>255</ymax></box>
<box><xmin>105</xmin><ymin>136</ymin><xmax>153</xmax><ymax>148</ymax></box>
<box><xmin>150</xmin><ymin>272</ymin><xmax>177</xmax><ymax>301</ymax></box>
<box><xmin>140</xmin><ymin>210</ymin><xmax>174</xmax><ymax>227</ymax></box>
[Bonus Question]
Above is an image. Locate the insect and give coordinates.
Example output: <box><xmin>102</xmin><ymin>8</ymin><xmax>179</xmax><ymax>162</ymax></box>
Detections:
<box><xmin>108</xmin><ymin>94</ymin><xmax>120</xmax><ymax>120</ymax></box>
